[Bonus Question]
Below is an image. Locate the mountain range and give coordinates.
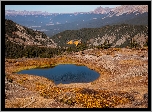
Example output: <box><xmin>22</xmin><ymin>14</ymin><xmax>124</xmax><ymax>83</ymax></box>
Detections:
<box><xmin>5</xmin><ymin>5</ymin><xmax>148</xmax><ymax>58</ymax></box>
<box><xmin>5</xmin><ymin>19</ymin><xmax>148</xmax><ymax>59</ymax></box>
<box><xmin>5</xmin><ymin>5</ymin><xmax>148</xmax><ymax>37</ymax></box>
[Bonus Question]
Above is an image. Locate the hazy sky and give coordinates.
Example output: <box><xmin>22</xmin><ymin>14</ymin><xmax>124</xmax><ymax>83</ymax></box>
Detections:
<box><xmin>5</xmin><ymin>5</ymin><xmax>120</xmax><ymax>13</ymax></box>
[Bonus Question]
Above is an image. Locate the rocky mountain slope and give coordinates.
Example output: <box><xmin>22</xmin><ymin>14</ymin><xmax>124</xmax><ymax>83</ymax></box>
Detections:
<box><xmin>5</xmin><ymin>19</ymin><xmax>63</xmax><ymax>59</ymax></box>
<box><xmin>91</xmin><ymin>6</ymin><xmax>113</xmax><ymax>14</ymax></box>
<box><xmin>108</xmin><ymin>5</ymin><xmax>148</xmax><ymax>17</ymax></box>
<box><xmin>5</xmin><ymin>19</ymin><xmax>57</xmax><ymax>48</ymax></box>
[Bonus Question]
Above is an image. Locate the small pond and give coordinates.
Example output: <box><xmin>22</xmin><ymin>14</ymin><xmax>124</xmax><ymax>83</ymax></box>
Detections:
<box><xmin>17</xmin><ymin>64</ymin><xmax>100</xmax><ymax>84</ymax></box>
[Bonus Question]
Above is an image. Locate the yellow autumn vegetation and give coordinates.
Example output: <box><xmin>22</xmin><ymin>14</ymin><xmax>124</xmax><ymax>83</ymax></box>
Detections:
<box><xmin>67</xmin><ymin>40</ymin><xmax>81</xmax><ymax>46</ymax></box>
<box><xmin>6</xmin><ymin>63</ymin><xmax>132</xmax><ymax>108</ymax></box>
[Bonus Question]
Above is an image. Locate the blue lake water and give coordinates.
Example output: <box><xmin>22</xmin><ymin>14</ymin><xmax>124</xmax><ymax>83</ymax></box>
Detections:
<box><xmin>17</xmin><ymin>64</ymin><xmax>100</xmax><ymax>84</ymax></box>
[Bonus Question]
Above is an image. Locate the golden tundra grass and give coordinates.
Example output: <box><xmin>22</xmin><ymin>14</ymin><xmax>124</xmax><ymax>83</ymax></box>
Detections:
<box><xmin>5</xmin><ymin>48</ymin><xmax>148</xmax><ymax>108</ymax></box>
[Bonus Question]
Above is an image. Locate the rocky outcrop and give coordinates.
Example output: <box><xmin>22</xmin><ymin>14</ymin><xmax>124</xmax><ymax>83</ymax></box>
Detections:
<box><xmin>108</xmin><ymin>5</ymin><xmax>148</xmax><ymax>17</ymax></box>
<box><xmin>92</xmin><ymin>6</ymin><xmax>113</xmax><ymax>14</ymax></box>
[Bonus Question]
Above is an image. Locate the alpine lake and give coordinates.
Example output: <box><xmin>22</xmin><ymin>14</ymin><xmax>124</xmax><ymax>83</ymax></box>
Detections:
<box><xmin>17</xmin><ymin>64</ymin><xmax>100</xmax><ymax>84</ymax></box>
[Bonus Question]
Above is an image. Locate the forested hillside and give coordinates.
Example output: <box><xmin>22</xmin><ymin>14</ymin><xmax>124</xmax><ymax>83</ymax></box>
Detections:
<box><xmin>5</xmin><ymin>19</ymin><xmax>148</xmax><ymax>59</ymax></box>
<box><xmin>51</xmin><ymin>24</ymin><xmax>148</xmax><ymax>48</ymax></box>
<box><xmin>5</xmin><ymin>19</ymin><xmax>62</xmax><ymax>58</ymax></box>
<box><xmin>5</xmin><ymin>19</ymin><xmax>90</xmax><ymax>58</ymax></box>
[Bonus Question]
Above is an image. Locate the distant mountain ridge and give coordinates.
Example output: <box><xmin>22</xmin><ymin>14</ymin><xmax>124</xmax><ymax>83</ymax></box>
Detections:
<box><xmin>91</xmin><ymin>6</ymin><xmax>113</xmax><ymax>14</ymax></box>
<box><xmin>108</xmin><ymin>5</ymin><xmax>148</xmax><ymax>17</ymax></box>
<box><xmin>5</xmin><ymin>5</ymin><xmax>148</xmax><ymax>16</ymax></box>
<box><xmin>5</xmin><ymin>10</ymin><xmax>91</xmax><ymax>16</ymax></box>
<box><xmin>5</xmin><ymin>5</ymin><xmax>148</xmax><ymax>37</ymax></box>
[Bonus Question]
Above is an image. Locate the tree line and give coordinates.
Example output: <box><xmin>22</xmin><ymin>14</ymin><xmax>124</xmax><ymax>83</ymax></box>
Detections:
<box><xmin>5</xmin><ymin>40</ymin><xmax>90</xmax><ymax>59</ymax></box>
